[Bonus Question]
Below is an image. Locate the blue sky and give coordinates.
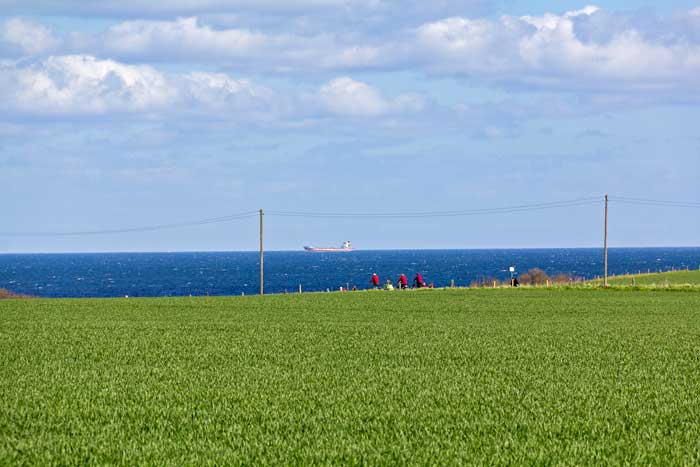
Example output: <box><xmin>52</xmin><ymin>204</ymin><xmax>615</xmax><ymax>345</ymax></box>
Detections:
<box><xmin>0</xmin><ymin>0</ymin><xmax>698</xmax><ymax>252</ymax></box>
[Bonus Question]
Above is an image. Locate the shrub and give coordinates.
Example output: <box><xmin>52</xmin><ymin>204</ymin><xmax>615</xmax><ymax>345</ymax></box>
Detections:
<box><xmin>553</xmin><ymin>273</ymin><xmax>573</xmax><ymax>284</ymax></box>
<box><xmin>0</xmin><ymin>288</ymin><xmax>30</xmax><ymax>299</ymax></box>
<box><xmin>518</xmin><ymin>268</ymin><xmax>551</xmax><ymax>286</ymax></box>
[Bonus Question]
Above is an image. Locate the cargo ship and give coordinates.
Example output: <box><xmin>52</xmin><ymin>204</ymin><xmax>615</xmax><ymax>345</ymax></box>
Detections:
<box><xmin>304</xmin><ymin>241</ymin><xmax>354</xmax><ymax>252</ymax></box>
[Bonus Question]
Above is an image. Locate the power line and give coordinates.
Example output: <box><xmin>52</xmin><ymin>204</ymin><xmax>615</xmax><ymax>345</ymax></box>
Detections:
<box><xmin>609</xmin><ymin>196</ymin><xmax>700</xmax><ymax>208</ymax></box>
<box><xmin>267</xmin><ymin>197</ymin><xmax>602</xmax><ymax>219</ymax></box>
<box><xmin>0</xmin><ymin>211</ymin><xmax>259</xmax><ymax>237</ymax></box>
<box><xmin>3</xmin><ymin>195</ymin><xmax>697</xmax><ymax>238</ymax></box>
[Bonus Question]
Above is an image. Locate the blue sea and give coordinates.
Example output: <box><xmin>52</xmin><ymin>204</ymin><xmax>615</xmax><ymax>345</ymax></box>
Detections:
<box><xmin>0</xmin><ymin>248</ymin><xmax>698</xmax><ymax>298</ymax></box>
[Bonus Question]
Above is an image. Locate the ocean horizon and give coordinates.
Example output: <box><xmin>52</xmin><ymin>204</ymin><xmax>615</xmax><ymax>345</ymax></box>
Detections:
<box><xmin>2</xmin><ymin>245</ymin><xmax>700</xmax><ymax>254</ymax></box>
<box><xmin>1</xmin><ymin>247</ymin><xmax>698</xmax><ymax>298</ymax></box>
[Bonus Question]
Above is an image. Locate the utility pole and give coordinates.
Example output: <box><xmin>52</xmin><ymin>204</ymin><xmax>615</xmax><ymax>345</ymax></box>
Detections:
<box><xmin>604</xmin><ymin>194</ymin><xmax>608</xmax><ymax>288</ymax></box>
<box><xmin>259</xmin><ymin>208</ymin><xmax>264</xmax><ymax>295</ymax></box>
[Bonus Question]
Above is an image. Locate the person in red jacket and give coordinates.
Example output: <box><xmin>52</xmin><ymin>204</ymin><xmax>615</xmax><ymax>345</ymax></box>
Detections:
<box><xmin>370</xmin><ymin>273</ymin><xmax>380</xmax><ymax>289</ymax></box>
<box><xmin>413</xmin><ymin>272</ymin><xmax>424</xmax><ymax>288</ymax></box>
<box><xmin>398</xmin><ymin>273</ymin><xmax>408</xmax><ymax>290</ymax></box>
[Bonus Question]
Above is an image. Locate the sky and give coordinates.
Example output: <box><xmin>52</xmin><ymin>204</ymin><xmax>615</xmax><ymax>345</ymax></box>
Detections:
<box><xmin>0</xmin><ymin>0</ymin><xmax>698</xmax><ymax>252</ymax></box>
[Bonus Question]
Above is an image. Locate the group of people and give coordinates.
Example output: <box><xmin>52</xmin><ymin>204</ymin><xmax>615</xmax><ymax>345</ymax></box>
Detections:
<box><xmin>370</xmin><ymin>272</ymin><xmax>429</xmax><ymax>290</ymax></box>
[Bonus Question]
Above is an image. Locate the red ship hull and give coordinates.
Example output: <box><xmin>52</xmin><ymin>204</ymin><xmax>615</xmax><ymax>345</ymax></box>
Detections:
<box><xmin>304</xmin><ymin>246</ymin><xmax>354</xmax><ymax>252</ymax></box>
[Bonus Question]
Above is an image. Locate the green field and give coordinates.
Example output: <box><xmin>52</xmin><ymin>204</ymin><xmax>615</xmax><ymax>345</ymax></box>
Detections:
<box><xmin>2</xmin><ymin>290</ymin><xmax>700</xmax><ymax>465</ymax></box>
<box><xmin>588</xmin><ymin>269</ymin><xmax>700</xmax><ymax>287</ymax></box>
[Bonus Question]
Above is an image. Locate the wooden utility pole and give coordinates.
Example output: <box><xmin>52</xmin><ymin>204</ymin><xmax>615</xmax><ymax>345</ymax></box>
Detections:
<box><xmin>259</xmin><ymin>208</ymin><xmax>264</xmax><ymax>295</ymax></box>
<box><xmin>603</xmin><ymin>194</ymin><xmax>608</xmax><ymax>288</ymax></box>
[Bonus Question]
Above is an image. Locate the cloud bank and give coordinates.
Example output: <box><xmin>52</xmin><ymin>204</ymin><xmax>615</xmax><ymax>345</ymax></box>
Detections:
<box><xmin>1</xmin><ymin>5</ymin><xmax>700</xmax><ymax>124</ymax></box>
<box><xmin>3</xmin><ymin>6</ymin><xmax>700</xmax><ymax>92</ymax></box>
<box><xmin>0</xmin><ymin>55</ymin><xmax>421</xmax><ymax>119</ymax></box>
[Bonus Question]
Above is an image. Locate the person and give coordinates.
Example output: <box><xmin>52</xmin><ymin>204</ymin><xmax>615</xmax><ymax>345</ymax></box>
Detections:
<box><xmin>512</xmin><ymin>276</ymin><xmax>519</xmax><ymax>287</ymax></box>
<box><xmin>370</xmin><ymin>273</ymin><xmax>380</xmax><ymax>289</ymax></box>
<box><xmin>397</xmin><ymin>273</ymin><xmax>408</xmax><ymax>290</ymax></box>
<box><xmin>384</xmin><ymin>279</ymin><xmax>394</xmax><ymax>291</ymax></box>
<box><xmin>413</xmin><ymin>272</ymin><xmax>424</xmax><ymax>288</ymax></box>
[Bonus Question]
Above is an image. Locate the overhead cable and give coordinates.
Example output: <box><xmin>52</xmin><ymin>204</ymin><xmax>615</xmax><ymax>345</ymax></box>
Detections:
<box><xmin>0</xmin><ymin>211</ymin><xmax>259</xmax><ymax>237</ymax></box>
<box><xmin>267</xmin><ymin>197</ymin><xmax>602</xmax><ymax>219</ymax></box>
<box><xmin>5</xmin><ymin>195</ymin><xmax>697</xmax><ymax>238</ymax></box>
<box><xmin>609</xmin><ymin>196</ymin><xmax>700</xmax><ymax>208</ymax></box>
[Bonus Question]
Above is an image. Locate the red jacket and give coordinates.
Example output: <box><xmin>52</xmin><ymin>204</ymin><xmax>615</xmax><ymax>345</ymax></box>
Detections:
<box><xmin>399</xmin><ymin>274</ymin><xmax>407</xmax><ymax>285</ymax></box>
<box><xmin>371</xmin><ymin>275</ymin><xmax>380</xmax><ymax>285</ymax></box>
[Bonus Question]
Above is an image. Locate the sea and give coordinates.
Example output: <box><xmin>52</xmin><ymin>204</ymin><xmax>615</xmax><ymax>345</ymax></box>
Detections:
<box><xmin>0</xmin><ymin>247</ymin><xmax>698</xmax><ymax>298</ymax></box>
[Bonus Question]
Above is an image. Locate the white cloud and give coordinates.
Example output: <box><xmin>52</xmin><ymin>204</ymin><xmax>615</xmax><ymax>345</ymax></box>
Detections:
<box><xmin>414</xmin><ymin>16</ymin><xmax>523</xmax><ymax>75</ymax></box>
<box><xmin>0</xmin><ymin>56</ymin><xmax>422</xmax><ymax>122</ymax></box>
<box><xmin>2</xmin><ymin>16</ymin><xmax>394</xmax><ymax>71</ymax></box>
<box><xmin>103</xmin><ymin>17</ymin><xmax>270</xmax><ymax>59</ymax></box>
<box><xmin>1</xmin><ymin>18</ymin><xmax>61</xmax><ymax>55</ymax></box>
<box><xmin>100</xmin><ymin>16</ymin><xmax>384</xmax><ymax>71</ymax></box>
<box><xmin>317</xmin><ymin>77</ymin><xmax>423</xmax><ymax>116</ymax></box>
<box><xmin>181</xmin><ymin>71</ymin><xmax>282</xmax><ymax>119</ymax></box>
<box><xmin>0</xmin><ymin>55</ymin><xmax>276</xmax><ymax>116</ymax></box>
<box><xmin>520</xmin><ymin>5</ymin><xmax>600</xmax><ymax>30</ymax></box>
<box><xmin>4</xmin><ymin>6</ymin><xmax>700</xmax><ymax>99</ymax></box>
<box><xmin>2</xmin><ymin>55</ymin><xmax>175</xmax><ymax>114</ymax></box>
<box><xmin>413</xmin><ymin>7</ymin><xmax>700</xmax><ymax>90</ymax></box>
<box><xmin>91</xmin><ymin>8</ymin><xmax>700</xmax><ymax>90</ymax></box>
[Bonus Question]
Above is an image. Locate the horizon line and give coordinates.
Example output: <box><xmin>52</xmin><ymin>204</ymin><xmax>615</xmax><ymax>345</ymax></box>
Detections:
<box><xmin>1</xmin><ymin>245</ymin><xmax>699</xmax><ymax>255</ymax></box>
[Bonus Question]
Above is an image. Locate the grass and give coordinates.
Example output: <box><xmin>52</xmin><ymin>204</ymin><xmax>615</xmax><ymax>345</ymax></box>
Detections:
<box><xmin>587</xmin><ymin>269</ymin><xmax>700</xmax><ymax>287</ymax></box>
<box><xmin>1</xmin><ymin>289</ymin><xmax>700</xmax><ymax>465</ymax></box>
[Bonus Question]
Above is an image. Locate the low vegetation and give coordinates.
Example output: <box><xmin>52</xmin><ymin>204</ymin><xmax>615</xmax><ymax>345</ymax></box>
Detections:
<box><xmin>470</xmin><ymin>268</ymin><xmax>580</xmax><ymax>288</ymax></box>
<box><xmin>468</xmin><ymin>269</ymin><xmax>700</xmax><ymax>290</ymax></box>
<box><xmin>2</xmin><ymin>289</ymin><xmax>700</xmax><ymax>465</ymax></box>
<box><xmin>587</xmin><ymin>269</ymin><xmax>700</xmax><ymax>287</ymax></box>
<box><xmin>0</xmin><ymin>288</ymin><xmax>30</xmax><ymax>299</ymax></box>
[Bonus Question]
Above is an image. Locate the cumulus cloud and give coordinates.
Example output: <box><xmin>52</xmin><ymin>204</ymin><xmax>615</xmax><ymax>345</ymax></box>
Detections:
<box><xmin>1</xmin><ymin>56</ymin><xmax>176</xmax><ymax>114</ymax></box>
<box><xmin>0</xmin><ymin>55</ymin><xmax>275</xmax><ymax>116</ymax></box>
<box><xmin>8</xmin><ymin>6</ymin><xmax>700</xmax><ymax>93</ymax></box>
<box><xmin>417</xmin><ymin>7</ymin><xmax>700</xmax><ymax>90</ymax></box>
<box><xmin>317</xmin><ymin>77</ymin><xmax>423</xmax><ymax>116</ymax></box>
<box><xmin>98</xmin><ymin>17</ymin><xmax>395</xmax><ymax>71</ymax></box>
<box><xmin>0</xmin><ymin>18</ymin><xmax>61</xmax><ymax>56</ymax></box>
<box><xmin>103</xmin><ymin>17</ymin><xmax>265</xmax><ymax>58</ymax></box>
<box><xmin>3</xmin><ymin>6</ymin><xmax>700</xmax><ymax>98</ymax></box>
<box><xmin>102</xmin><ymin>17</ymin><xmax>318</xmax><ymax>66</ymax></box>
<box><xmin>413</xmin><ymin>6</ymin><xmax>700</xmax><ymax>90</ymax></box>
<box><xmin>0</xmin><ymin>56</ymin><xmax>421</xmax><ymax>122</ymax></box>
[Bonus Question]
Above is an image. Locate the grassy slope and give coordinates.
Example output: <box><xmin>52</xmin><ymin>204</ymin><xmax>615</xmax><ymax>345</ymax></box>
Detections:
<box><xmin>588</xmin><ymin>269</ymin><xmax>700</xmax><ymax>286</ymax></box>
<box><xmin>1</xmin><ymin>290</ymin><xmax>700</xmax><ymax>465</ymax></box>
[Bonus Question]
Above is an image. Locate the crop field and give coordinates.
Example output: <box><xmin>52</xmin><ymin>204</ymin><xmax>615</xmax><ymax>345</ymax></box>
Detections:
<box><xmin>588</xmin><ymin>269</ymin><xmax>700</xmax><ymax>287</ymax></box>
<box><xmin>2</xmin><ymin>289</ymin><xmax>700</xmax><ymax>465</ymax></box>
